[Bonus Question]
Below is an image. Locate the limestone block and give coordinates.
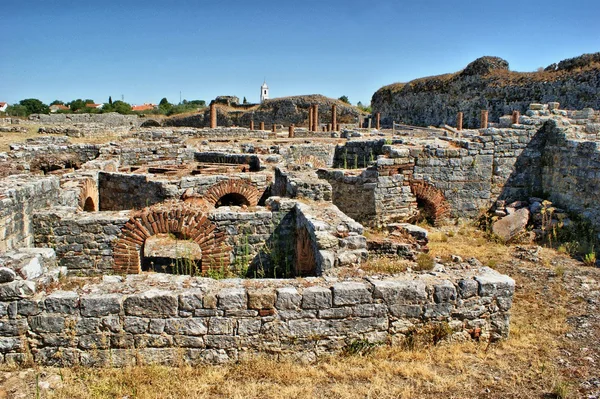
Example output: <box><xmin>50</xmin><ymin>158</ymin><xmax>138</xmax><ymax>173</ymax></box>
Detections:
<box><xmin>80</xmin><ymin>294</ymin><xmax>122</xmax><ymax>317</ymax></box>
<box><xmin>332</xmin><ymin>282</ymin><xmax>372</xmax><ymax>305</ymax></box>
<box><xmin>0</xmin><ymin>280</ymin><xmax>35</xmax><ymax>300</ymax></box>
<box><xmin>351</xmin><ymin>303</ymin><xmax>387</xmax><ymax>318</ymax></box>
<box><xmin>248</xmin><ymin>289</ymin><xmax>276</xmax><ymax>310</ymax></box>
<box><xmin>424</xmin><ymin>303</ymin><xmax>453</xmax><ymax>319</ymax></box>
<box><xmin>165</xmin><ymin>317</ymin><xmax>208</xmax><ymax>336</ymax></box>
<box><xmin>123</xmin><ymin>316</ymin><xmax>149</xmax><ymax>334</ymax></box>
<box><xmin>301</xmin><ymin>286</ymin><xmax>332</xmax><ymax>309</ymax></box>
<box><xmin>318</xmin><ymin>307</ymin><xmax>353</xmax><ymax>319</ymax></box>
<box><xmin>123</xmin><ymin>289</ymin><xmax>178</xmax><ymax>317</ymax></box>
<box><xmin>178</xmin><ymin>290</ymin><xmax>205</xmax><ymax>312</ymax></box>
<box><xmin>29</xmin><ymin>315</ymin><xmax>65</xmax><ymax>333</ymax></box>
<box><xmin>475</xmin><ymin>268</ymin><xmax>515</xmax><ymax>297</ymax></box>
<box><xmin>174</xmin><ymin>336</ymin><xmax>205</xmax><ymax>348</ymax></box>
<box><xmin>237</xmin><ymin>319</ymin><xmax>262</xmax><ymax>335</ymax></box>
<box><xmin>388</xmin><ymin>304</ymin><xmax>423</xmax><ymax>318</ymax></box>
<box><xmin>492</xmin><ymin>207</ymin><xmax>530</xmax><ymax>242</ymax></box>
<box><xmin>217</xmin><ymin>288</ymin><xmax>247</xmax><ymax>310</ymax></box>
<box><xmin>208</xmin><ymin>317</ymin><xmax>235</xmax><ymax>335</ymax></box>
<box><xmin>371</xmin><ymin>279</ymin><xmax>427</xmax><ymax>304</ymax></box>
<box><xmin>45</xmin><ymin>291</ymin><xmax>79</xmax><ymax>314</ymax></box>
<box><xmin>275</xmin><ymin>287</ymin><xmax>301</xmax><ymax>310</ymax></box>
<box><xmin>0</xmin><ymin>319</ymin><xmax>28</xmax><ymax>336</ymax></box>
<box><xmin>457</xmin><ymin>279</ymin><xmax>478</xmax><ymax>299</ymax></box>
<box><xmin>0</xmin><ymin>337</ymin><xmax>23</xmax><ymax>353</ymax></box>
<box><xmin>433</xmin><ymin>281</ymin><xmax>457</xmax><ymax>303</ymax></box>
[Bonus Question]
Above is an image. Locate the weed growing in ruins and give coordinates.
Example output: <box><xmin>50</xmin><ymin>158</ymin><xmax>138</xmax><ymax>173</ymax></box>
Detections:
<box><xmin>343</xmin><ymin>339</ymin><xmax>379</xmax><ymax>357</ymax></box>
<box><xmin>551</xmin><ymin>379</ymin><xmax>571</xmax><ymax>399</ymax></box>
<box><xmin>583</xmin><ymin>249</ymin><xmax>597</xmax><ymax>266</ymax></box>
<box><xmin>414</xmin><ymin>253</ymin><xmax>435</xmax><ymax>271</ymax></box>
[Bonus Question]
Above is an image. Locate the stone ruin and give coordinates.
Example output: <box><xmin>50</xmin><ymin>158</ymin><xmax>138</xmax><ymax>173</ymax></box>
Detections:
<box><xmin>2</xmin><ymin>101</ymin><xmax>597</xmax><ymax>366</ymax></box>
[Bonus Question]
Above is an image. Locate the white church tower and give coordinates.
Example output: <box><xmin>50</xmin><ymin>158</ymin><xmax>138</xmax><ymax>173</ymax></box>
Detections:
<box><xmin>260</xmin><ymin>81</ymin><xmax>269</xmax><ymax>103</ymax></box>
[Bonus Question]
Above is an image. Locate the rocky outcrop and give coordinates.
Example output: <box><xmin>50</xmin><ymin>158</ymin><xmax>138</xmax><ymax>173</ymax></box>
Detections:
<box><xmin>372</xmin><ymin>53</ymin><xmax>600</xmax><ymax>128</ymax></box>
<box><xmin>164</xmin><ymin>95</ymin><xmax>363</xmax><ymax>128</ymax></box>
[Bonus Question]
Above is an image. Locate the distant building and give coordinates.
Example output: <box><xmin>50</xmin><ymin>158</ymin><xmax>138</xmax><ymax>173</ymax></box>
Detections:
<box><xmin>0</xmin><ymin>102</ymin><xmax>7</xmax><ymax>112</ymax></box>
<box><xmin>85</xmin><ymin>103</ymin><xmax>103</xmax><ymax>109</ymax></box>
<box><xmin>49</xmin><ymin>104</ymin><xmax>69</xmax><ymax>113</ymax></box>
<box><xmin>260</xmin><ymin>81</ymin><xmax>269</xmax><ymax>103</ymax></box>
<box><xmin>131</xmin><ymin>103</ymin><xmax>157</xmax><ymax>112</ymax></box>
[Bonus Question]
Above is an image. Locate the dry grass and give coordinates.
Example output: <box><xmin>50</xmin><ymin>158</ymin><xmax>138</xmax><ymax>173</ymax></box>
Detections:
<box><xmin>0</xmin><ymin>125</ymin><xmax>40</xmax><ymax>152</ymax></box>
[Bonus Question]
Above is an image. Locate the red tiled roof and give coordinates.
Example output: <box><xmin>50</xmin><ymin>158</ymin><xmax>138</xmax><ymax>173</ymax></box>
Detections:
<box><xmin>86</xmin><ymin>103</ymin><xmax>102</xmax><ymax>108</ymax></box>
<box><xmin>131</xmin><ymin>104</ymin><xmax>156</xmax><ymax>111</ymax></box>
<box><xmin>0</xmin><ymin>102</ymin><xmax>7</xmax><ymax>107</ymax></box>
<box><xmin>50</xmin><ymin>104</ymin><xmax>69</xmax><ymax>110</ymax></box>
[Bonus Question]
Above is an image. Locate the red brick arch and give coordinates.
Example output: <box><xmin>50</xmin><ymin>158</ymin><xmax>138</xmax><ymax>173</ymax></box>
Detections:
<box><xmin>410</xmin><ymin>180</ymin><xmax>451</xmax><ymax>225</ymax></box>
<box><xmin>112</xmin><ymin>203</ymin><xmax>231</xmax><ymax>274</ymax></box>
<box><xmin>203</xmin><ymin>179</ymin><xmax>260</xmax><ymax>207</ymax></box>
<box><xmin>78</xmin><ymin>178</ymin><xmax>99</xmax><ymax>212</ymax></box>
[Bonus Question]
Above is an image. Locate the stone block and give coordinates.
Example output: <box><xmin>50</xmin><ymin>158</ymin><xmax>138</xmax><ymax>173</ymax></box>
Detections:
<box><xmin>388</xmin><ymin>304</ymin><xmax>423</xmax><ymax>318</ymax></box>
<box><xmin>301</xmin><ymin>286</ymin><xmax>332</xmax><ymax>309</ymax></box>
<box><xmin>178</xmin><ymin>290</ymin><xmax>204</xmax><ymax>312</ymax></box>
<box><xmin>80</xmin><ymin>294</ymin><xmax>122</xmax><ymax>317</ymax></box>
<box><xmin>475</xmin><ymin>268</ymin><xmax>515</xmax><ymax>297</ymax></box>
<box><xmin>0</xmin><ymin>268</ymin><xmax>16</xmax><ymax>284</ymax></box>
<box><xmin>76</xmin><ymin>318</ymin><xmax>100</xmax><ymax>335</ymax></box>
<box><xmin>237</xmin><ymin>319</ymin><xmax>262</xmax><ymax>335</ymax></box>
<box><xmin>165</xmin><ymin>318</ymin><xmax>208</xmax><ymax>336</ymax></box>
<box><xmin>17</xmin><ymin>299</ymin><xmax>44</xmax><ymax>316</ymax></box>
<box><xmin>217</xmin><ymin>288</ymin><xmax>247</xmax><ymax>310</ymax></box>
<box><xmin>0</xmin><ymin>319</ymin><xmax>28</xmax><ymax>336</ymax></box>
<box><xmin>332</xmin><ymin>282</ymin><xmax>372</xmax><ymax>305</ymax></box>
<box><xmin>433</xmin><ymin>281</ymin><xmax>457</xmax><ymax>303</ymax></box>
<box><xmin>248</xmin><ymin>289</ymin><xmax>276</xmax><ymax>310</ymax></box>
<box><xmin>29</xmin><ymin>315</ymin><xmax>65</xmax><ymax>333</ymax></box>
<box><xmin>275</xmin><ymin>287</ymin><xmax>301</xmax><ymax>310</ymax></box>
<box><xmin>371</xmin><ymin>279</ymin><xmax>427</xmax><ymax>304</ymax></box>
<box><xmin>134</xmin><ymin>334</ymin><xmax>173</xmax><ymax>348</ymax></box>
<box><xmin>424</xmin><ymin>303</ymin><xmax>453</xmax><ymax>319</ymax></box>
<box><xmin>457</xmin><ymin>279</ymin><xmax>478</xmax><ymax>299</ymax></box>
<box><xmin>148</xmin><ymin>319</ymin><xmax>166</xmax><ymax>334</ymax></box>
<box><xmin>0</xmin><ymin>280</ymin><xmax>35</xmax><ymax>300</ymax></box>
<box><xmin>208</xmin><ymin>317</ymin><xmax>235</xmax><ymax>335</ymax></box>
<box><xmin>0</xmin><ymin>337</ymin><xmax>23</xmax><ymax>353</ymax></box>
<box><xmin>318</xmin><ymin>307</ymin><xmax>352</xmax><ymax>319</ymax></box>
<box><xmin>123</xmin><ymin>289</ymin><xmax>178</xmax><ymax>317</ymax></box>
<box><xmin>45</xmin><ymin>291</ymin><xmax>79</xmax><ymax>314</ymax></box>
<box><xmin>124</xmin><ymin>317</ymin><xmax>149</xmax><ymax>334</ymax></box>
<box><xmin>174</xmin><ymin>335</ymin><xmax>205</xmax><ymax>348</ymax></box>
<box><xmin>351</xmin><ymin>303</ymin><xmax>387</xmax><ymax>318</ymax></box>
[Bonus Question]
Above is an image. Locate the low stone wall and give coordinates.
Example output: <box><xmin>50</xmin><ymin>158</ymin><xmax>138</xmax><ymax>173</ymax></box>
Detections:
<box><xmin>29</xmin><ymin>113</ymin><xmax>143</xmax><ymax>127</ymax></box>
<box><xmin>0</xmin><ymin>268</ymin><xmax>514</xmax><ymax>366</ymax></box>
<box><xmin>272</xmin><ymin>167</ymin><xmax>332</xmax><ymax>202</ymax></box>
<box><xmin>98</xmin><ymin>140</ymin><xmax>196</xmax><ymax>167</ymax></box>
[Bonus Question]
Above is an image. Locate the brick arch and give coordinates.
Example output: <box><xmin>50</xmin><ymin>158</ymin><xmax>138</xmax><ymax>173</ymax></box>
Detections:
<box><xmin>78</xmin><ymin>178</ymin><xmax>99</xmax><ymax>212</ymax></box>
<box><xmin>203</xmin><ymin>179</ymin><xmax>260</xmax><ymax>207</ymax></box>
<box><xmin>410</xmin><ymin>180</ymin><xmax>451</xmax><ymax>225</ymax></box>
<box><xmin>112</xmin><ymin>203</ymin><xmax>231</xmax><ymax>274</ymax></box>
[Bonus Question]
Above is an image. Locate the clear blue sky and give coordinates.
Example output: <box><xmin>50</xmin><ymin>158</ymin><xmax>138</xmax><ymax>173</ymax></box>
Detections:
<box><xmin>1</xmin><ymin>0</ymin><xmax>599</xmax><ymax>106</ymax></box>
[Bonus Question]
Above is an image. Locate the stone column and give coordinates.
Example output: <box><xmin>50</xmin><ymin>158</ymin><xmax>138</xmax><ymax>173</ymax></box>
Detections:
<box><xmin>289</xmin><ymin>124</ymin><xmax>295</xmax><ymax>138</ymax></box>
<box><xmin>210</xmin><ymin>103</ymin><xmax>217</xmax><ymax>128</ymax></box>
<box><xmin>250</xmin><ymin>120</ymin><xmax>254</xmax><ymax>131</ymax></box>
<box><xmin>259</xmin><ymin>122</ymin><xmax>265</xmax><ymax>131</ymax></box>
<box><xmin>308</xmin><ymin>106</ymin><xmax>314</xmax><ymax>131</ymax></box>
<box><xmin>512</xmin><ymin>110</ymin><xmax>520</xmax><ymax>125</ymax></box>
<box><xmin>272</xmin><ymin>124</ymin><xmax>277</xmax><ymax>133</ymax></box>
<box><xmin>480</xmin><ymin>110</ymin><xmax>488</xmax><ymax>129</ymax></box>
<box><xmin>376</xmin><ymin>113</ymin><xmax>381</xmax><ymax>130</ymax></box>
<box><xmin>357</xmin><ymin>116</ymin><xmax>362</xmax><ymax>128</ymax></box>
<box><xmin>331</xmin><ymin>104</ymin><xmax>337</xmax><ymax>131</ymax></box>
<box><xmin>336</xmin><ymin>123</ymin><xmax>340</xmax><ymax>132</ymax></box>
<box><xmin>327</xmin><ymin>123</ymin><xmax>332</xmax><ymax>132</ymax></box>
<box><xmin>313</xmin><ymin>104</ymin><xmax>319</xmax><ymax>132</ymax></box>
<box><xmin>457</xmin><ymin>112</ymin><xmax>463</xmax><ymax>131</ymax></box>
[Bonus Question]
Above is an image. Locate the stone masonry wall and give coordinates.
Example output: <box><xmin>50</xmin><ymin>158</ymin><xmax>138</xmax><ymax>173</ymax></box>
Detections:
<box><xmin>0</xmin><ymin>176</ymin><xmax>65</xmax><ymax>252</ymax></box>
<box><xmin>0</xmin><ymin>268</ymin><xmax>514</xmax><ymax>366</ymax></box>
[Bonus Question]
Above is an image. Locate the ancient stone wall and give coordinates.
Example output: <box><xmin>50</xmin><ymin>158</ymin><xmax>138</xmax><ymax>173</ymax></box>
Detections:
<box><xmin>273</xmin><ymin>168</ymin><xmax>332</xmax><ymax>202</ymax></box>
<box><xmin>0</xmin><ymin>268</ymin><xmax>514</xmax><ymax>366</ymax></box>
<box><xmin>29</xmin><ymin>113</ymin><xmax>143</xmax><ymax>127</ymax></box>
<box><xmin>98</xmin><ymin>140</ymin><xmax>195</xmax><ymax>167</ymax></box>
<box><xmin>0</xmin><ymin>176</ymin><xmax>65</xmax><ymax>251</ymax></box>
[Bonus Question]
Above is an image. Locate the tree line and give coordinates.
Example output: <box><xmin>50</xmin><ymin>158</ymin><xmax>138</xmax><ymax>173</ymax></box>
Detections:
<box><xmin>1</xmin><ymin>97</ymin><xmax>207</xmax><ymax>117</ymax></box>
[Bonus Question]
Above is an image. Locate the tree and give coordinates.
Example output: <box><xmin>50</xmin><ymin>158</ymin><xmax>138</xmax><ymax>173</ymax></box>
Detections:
<box><xmin>50</xmin><ymin>100</ymin><xmax>64</xmax><ymax>106</ymax></box>
<box><xmin>6</xmin><ymin>104</ymin><xmax>28</xmax><ymax>117</ymax></box>
<box><xmin>338</xmin><ymin>95</ymin><xmax>350</xmax><ymax>104</ymax></box>
<box><xmin>108</xmin><ymin>96</ymin><xmax>113</xmax><ymax>105</ymax></box>
<box><xmin>68</xmin><ymin>99</ymin><xmax>86</xmax><ymax>112</ymax></box>
<box><xmin>243</xmin><ymin>97</ymin><xmax>248</xmax><ymax>104</ymax></box>
<box><xmin>110</xmin><ymin>100</ymin><xmax>132</xmax><ymax>114</ymax></box>
<box><xmin>19</xmin><ymin>99</ymin><xmax>49</xmax><ymax>115</ymax></box>
<box><xmin>159</xmin><ymin>97</ymin><xmax>170</xmax><ymax>106</ymax></box>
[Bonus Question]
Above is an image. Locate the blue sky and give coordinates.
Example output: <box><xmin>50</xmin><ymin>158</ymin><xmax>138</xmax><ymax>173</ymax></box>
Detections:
<box><xmin>1</xmin><ymin>0</ymin><xmax>599</xmax><ymax>106</ymax></box>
